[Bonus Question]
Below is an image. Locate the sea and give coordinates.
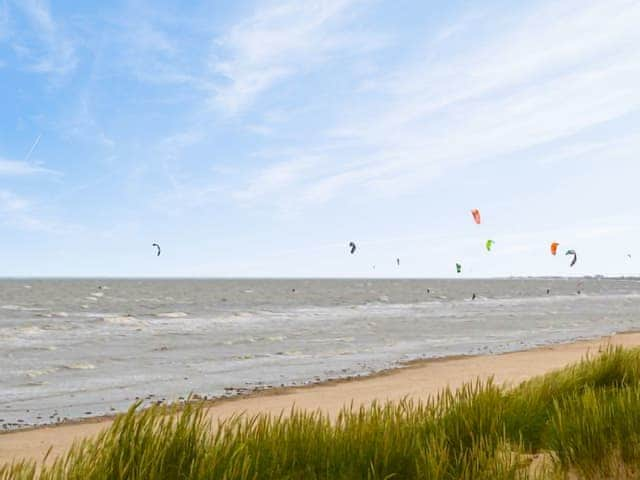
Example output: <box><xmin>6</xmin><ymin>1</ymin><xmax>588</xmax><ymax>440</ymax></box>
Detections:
<box><xmin>1</xmin><ymin>278</ymin><xmax>639</xmax><ymax>430</ymax></box>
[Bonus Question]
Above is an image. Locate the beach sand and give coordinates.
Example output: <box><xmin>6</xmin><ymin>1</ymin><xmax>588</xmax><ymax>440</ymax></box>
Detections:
<box><xmin>2</xmin><ymin>331</ymin><xmax>640</xmax><ymax>466</ymax></box>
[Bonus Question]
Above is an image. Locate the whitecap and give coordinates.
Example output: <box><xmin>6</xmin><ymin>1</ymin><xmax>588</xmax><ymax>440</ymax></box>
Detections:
<box><xmin>19</xmin><ymin>326</ymin><xmax>45</xmax><ymax>335</ymax></box>
<box><xmin>21</xmin><ymin>380</ymin><xmax>47</xmax><ymax>387</ymax></box>
<box><xmin>25</xmin><ymin>368</ymin><xmax>56</xmax><ymax>378</ymax></box>
<box><xmin>2</xmin><ymin>304</ymin><xmax>22</xmax><ymax>310</ymax></box>
<box><xmin>266</xmin><ymin>335</ymin><xmax>286</xmax><ymax>342</ymax></box>
<box><xmin>64</xmin><ymin>363</ymin><xmax>96</xmax><ymax>370</ymax></box>
<box><xmin>280</xmin><ymin>351</ymin><xmax>305</xmax><ymax>357</ymax></box>
<box><xmin>1</xmin><ymin>305</ymin><xmax>47</xmax><ymax>311</ymax></box>
<box><xmin>103</xmin><ymin>316</ymin><xmax>144</xmax><ymax>326</ymax></box>
<box><xmin>156</xmin><ymin>312</ymin><xmax>188</xmax><ymax>318</ymax></box>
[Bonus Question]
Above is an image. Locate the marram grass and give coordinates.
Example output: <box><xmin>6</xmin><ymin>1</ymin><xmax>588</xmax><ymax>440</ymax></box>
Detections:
<box><xmin>3</xmin><ymin>346</ymin><xmax>640</xmax><ymax>479</ymax></box>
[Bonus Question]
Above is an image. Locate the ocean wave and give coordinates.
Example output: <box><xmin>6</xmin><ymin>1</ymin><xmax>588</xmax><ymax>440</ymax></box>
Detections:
<box><xmin>83</xmin><ymin>312</ymin><xmax>118</xmax><ymax>318</ymax></box>
<box><xmin>277</xmin><ymin>351</ymin><xmax>305</xmax><ymax>357</ymax></box>
<box><xmin>1</xmin><ymin>304</ymin><xmax>47</xmax><ymax>312</ymax></box>
<box><xmin>19</xmin><ymin>380</ymin><xmax>47</xmax><ymax>387</ymax></box>
<box><xmin>1</xmin><ymin>304</ymin><xmax>23</xmax><ymax>310</ymax></box>
<box><xmin>34</xmin><ymin>312</ymin><xmax>70</xmax><ymax>319</ymax></box>
<box><xmin>25</xmin><ymin>368</ymin><xmax>57</xmax><ymax>378</ymax></box>
<box><xmin>235</xmin><ymin>354</ymin><xmax>255</xmax><ymax>360</ymax></box>
<box><xmin>266</xmin><ymin>335</ymin><xmax>286</xmax><ymax>342</ymax></box>
<box><xmin>63</xmin><ymin>363</ymin><xmax>96</xmax><ymax>370</ymax></box>
<box><xmin>102</xmin><ymin>315</ymin><xmax>145</xmax><ymax>326</ymax></box>
<box><xmin>155</xmin><ymin>312</ymin><xmax>188</xmax><ymax>318</ymax></box>
<box><xmin>18</xmin><ymin>326</ymin><xmax>47</xmax><ymax>335</ymax></box>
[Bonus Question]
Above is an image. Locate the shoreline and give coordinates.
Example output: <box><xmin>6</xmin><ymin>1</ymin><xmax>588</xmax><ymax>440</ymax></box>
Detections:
<box><xmin>0</xmin><ymin>331</ymin><xmax>620</xmax><ymax>436</ymax></box>
<box><xmin>3</xmin><ymin>330</ymin><xmax>640</xmax><ymax>465</ymax></box>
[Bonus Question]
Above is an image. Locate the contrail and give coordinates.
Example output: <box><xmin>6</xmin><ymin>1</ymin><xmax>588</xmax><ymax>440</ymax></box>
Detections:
<box><xmin>24</xmin><ymin>134</ymin><xmax>42</xmax><ymax>162</ymax></box>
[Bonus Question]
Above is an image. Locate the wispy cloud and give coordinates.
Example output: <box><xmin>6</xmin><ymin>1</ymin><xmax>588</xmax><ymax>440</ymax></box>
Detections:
<box><xmin>233</xmin><ymin>156</ymin><xmax>321</xmax><ymax>202</ymax></box>
<box><xmin>0</xmin><ymin>190</ymin><xmax>28</xmax><ymax>211</ymax></box>
<box><xmin>212</xmin><ymin>0</ymin><xmax>381</xmax><ymax>113</ymax></box>
<box><xmin>0</xmin><ymin>157</ymin><xmax>55</xmax><ymax>176</ymax></box>
<box><xmin>10</xmin><ymin>0</ymin><xmax>77</xmax><ymax>76</ymax></box>
<box><xmin>114</xmin><ymin>18</ymin><xmax>206</xmax><ymax>88</ymax></box>
<box><xmin>236</xmin><ymin>0</ymin><xmax>640</xmax><ymax>205</ymax></box>
<box><xmin>0</xmin><ymin>1</ymin><xmax>8</xmax><ymax>42</ymax></box>
<box><xmin>0</xmin><ymin>189</ymin><xmax>48</xmax><ymax>231</ymax></box>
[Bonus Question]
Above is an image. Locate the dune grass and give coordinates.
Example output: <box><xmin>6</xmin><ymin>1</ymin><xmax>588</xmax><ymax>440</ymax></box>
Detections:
<box><xmin>3</xmin><ymin>345</ymin><xmax>640</xmax><ymax>479</ymax></box>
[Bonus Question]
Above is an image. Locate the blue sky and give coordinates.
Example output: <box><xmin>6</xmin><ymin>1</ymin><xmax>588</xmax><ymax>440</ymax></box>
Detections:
<box><xmin>1</xmin><ymin>0</ymin><xmax>639</xmax><ymax>277</ymax></box>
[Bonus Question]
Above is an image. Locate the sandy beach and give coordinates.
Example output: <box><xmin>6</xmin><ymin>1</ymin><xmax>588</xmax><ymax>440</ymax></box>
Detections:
<box><xmin>2</xmin><ymin>331</ymin><xmax>640</xmax><ymax>467</ymax></box>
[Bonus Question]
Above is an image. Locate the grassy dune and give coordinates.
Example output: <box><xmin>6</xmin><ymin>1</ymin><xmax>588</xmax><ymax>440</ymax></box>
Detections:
<box><xmin>4</xmin><ymin>346</ymin><xmax>640</xmax><ymax>479</ymax></box>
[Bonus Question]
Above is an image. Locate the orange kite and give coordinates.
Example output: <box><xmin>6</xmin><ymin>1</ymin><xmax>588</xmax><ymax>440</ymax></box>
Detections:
<box><xmin>471</xmin><ymin>209</ymin><xmax>481</xmax><ymax>224</ymax></box>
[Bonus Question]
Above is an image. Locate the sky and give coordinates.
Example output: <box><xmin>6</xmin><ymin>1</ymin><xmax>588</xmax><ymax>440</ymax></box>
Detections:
<box><xmin>0</xmin><ymin>0</ymin><xmax>639</xmax><ymax>278</ymax></box>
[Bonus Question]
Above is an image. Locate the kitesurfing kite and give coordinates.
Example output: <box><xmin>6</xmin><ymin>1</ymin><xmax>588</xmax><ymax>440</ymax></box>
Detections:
<box><xmin>456</xmin><ymin>263</ymin><xmax>462</xmax><ymax>274</ymax></box>
<box><xmin>348</xmin><ymin>242</ymin><xmax>356</xmax><ymax>254</ymax></box>
<box><xmin>550</xmin><ymin>242</ymin><xmax>559</xmax><ymax>256</ymax></box>
<box><xmin>396</xmin><ymin>258</ymin><xmax>400</xmax><ymax>266</ymax></box>
<box><xmin>565</xmin><ymin>249</ymin><xmax>577</xmax><ymax>267</ymax></box>
<box><xmin>471</xmin><ymin>209</ymin><xmax>481</xmax><ymax>225</ymax></box>
<box><xmin>152</xmin><ymin>243</ymin><xmax>161</xmax><ymax>256</ymax></box>
<box><xmin>486</xmin><ymin>239</ymin><xmax>495</xmax><ymax>251</ymax></box>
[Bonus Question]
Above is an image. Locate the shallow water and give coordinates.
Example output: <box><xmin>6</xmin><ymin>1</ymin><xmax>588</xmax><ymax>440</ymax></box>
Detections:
<box><xmin>1</xmin><ymin>278</ymin><xmax>639</xmax><ymax>429</ymax></box>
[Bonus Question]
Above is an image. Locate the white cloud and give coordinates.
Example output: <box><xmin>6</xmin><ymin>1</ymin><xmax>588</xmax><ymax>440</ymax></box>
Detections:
<box><xmin>115</xmin><ymin>19</ymin><xmax>205</xmax><ymax>88</ymax></box>
<box><xmin>212</xmin><ymin>0</ymin><xmax>381</xmax><ymax>113</ymax></box>
<box><xmin>11</xmin><ymin>0</ymin><xmax>77</xmax><ymax>76</ymax></box>
<box><xmin>237</xmin><ymin>0</ymin><xmax>640</xmax><ymax>205</ymax></box>
<box><xmin>234</xmin><ymin>156</ymin><xmax>321</xmax><ymax>201</ymax></box>
<box><xmin>0</xmin><ymin>157</ymin><xmax>55</xmax><ymax>175</ymax></box>
<box><xmin>0</xmin><ymin>190</ymin><xmax>29</xmax><ymax>212</ymax></box>
<box><xmin>0</xmin><ymin>188</ymin><xmax>78</xmax><ymax>233</ymax></box>
<box><xmin>0</xmin><ymin>190</ymin><xmax>44</xmax><ymax>231</ymax></box>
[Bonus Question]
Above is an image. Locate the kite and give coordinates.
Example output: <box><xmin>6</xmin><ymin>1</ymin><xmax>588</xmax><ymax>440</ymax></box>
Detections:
<box><xmin>348</xmin><ymin>242</ymin><xmax>356</xmax><ymax>254</ymax></box>
<box><xmin>456</xmin><ymin>263</ymin><xmax>462</xmax><ymax>274</ymax></box>
<box><xmin>396</xmin><ymin>258</ymin><xmax>400</xmax><ymax>266</ymax></box>
<box><xmin>486</xmin><ymin>239</ymin><xmax>495</xmax><ymax>251</ymax></box>
<box><xmin>550</xmin><ymin>242</ymin><xmax>559</xmax><ymax>256</ymax></box>
<box><xmin>471</xmin><ymin>209</ymin><xmax>481</xmax><ymax>224</ymax></box>
<box><xmin>565</xmin><ymin>249</ymin><xmax>577</xmax><ymax>267</ymax></box>
<box><xmin>152</xmin><ymin>243</ymin><xmax>161</xmax><ymax>256</ymax></box>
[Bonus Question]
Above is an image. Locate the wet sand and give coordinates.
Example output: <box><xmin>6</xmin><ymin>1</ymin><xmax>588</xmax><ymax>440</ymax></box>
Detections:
<box><xmin>2</xmin><ymin>331</ymin><xmax>640</xmax><ymax>466</ymax></box>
